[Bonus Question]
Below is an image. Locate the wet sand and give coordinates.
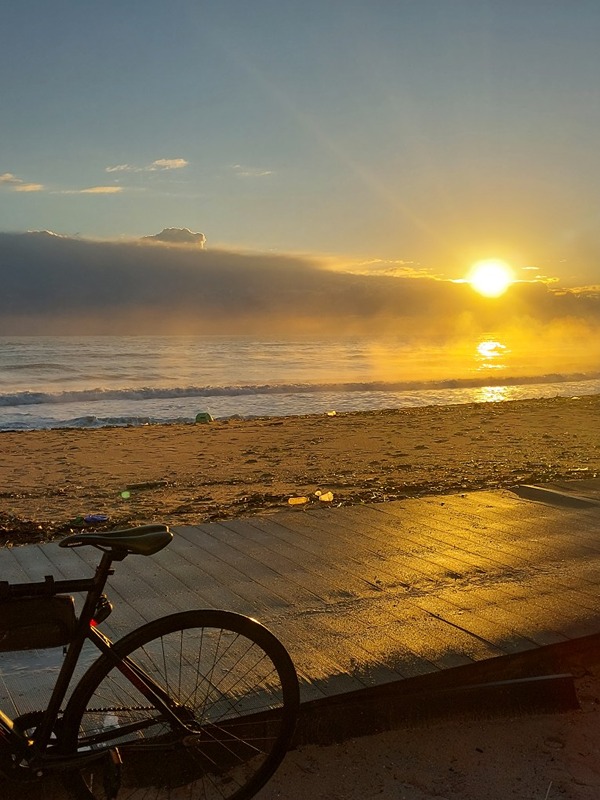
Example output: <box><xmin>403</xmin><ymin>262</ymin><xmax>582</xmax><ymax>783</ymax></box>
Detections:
<box><xmin>1</xmin><ymin>395</ymin><xmax>599</xmax><ymax>543</ymax></box>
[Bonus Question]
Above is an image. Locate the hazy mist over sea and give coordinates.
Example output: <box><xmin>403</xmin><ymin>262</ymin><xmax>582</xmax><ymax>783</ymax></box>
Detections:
<box><xmin>1</xmin><ymin>232</ymin><xmax>600</xmax><ymax>344</ymax></box>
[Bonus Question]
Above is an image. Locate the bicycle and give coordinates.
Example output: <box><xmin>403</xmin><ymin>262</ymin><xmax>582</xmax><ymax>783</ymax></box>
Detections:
<box><xmin>0</xmin><ymin>523</ymin><xmax>300</xmax><ymax>800</ymax></box>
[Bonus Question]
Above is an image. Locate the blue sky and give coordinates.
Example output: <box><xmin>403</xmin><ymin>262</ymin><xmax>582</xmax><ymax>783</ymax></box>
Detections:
<box><xmin>2</xmin><ymin>1</ymin><xmax>600</xmax><ymax>286</ymax></box>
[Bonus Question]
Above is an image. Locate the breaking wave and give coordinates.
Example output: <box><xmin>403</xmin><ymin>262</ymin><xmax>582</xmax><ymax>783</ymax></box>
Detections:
<box><xmin>1</xmin><ymin>372</ymin><xmax>599</xmax><ymax>408</ymax></box>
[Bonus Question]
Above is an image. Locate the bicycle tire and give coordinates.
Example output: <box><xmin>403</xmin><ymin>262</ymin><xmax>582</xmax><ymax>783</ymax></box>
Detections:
<box><xmin>60</xmin><ymin>610</ymin><xmax>299</xmax><ymax>800</ymax></box>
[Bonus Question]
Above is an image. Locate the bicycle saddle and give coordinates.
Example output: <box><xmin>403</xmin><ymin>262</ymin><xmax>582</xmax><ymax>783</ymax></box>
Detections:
<box><xmin>59</xmin><ymin>524</ymin><xmax>173</xmax><ymax>556</ymax></box>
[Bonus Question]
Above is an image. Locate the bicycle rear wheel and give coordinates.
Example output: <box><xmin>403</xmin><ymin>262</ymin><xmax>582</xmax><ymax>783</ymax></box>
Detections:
<box><xmin>60</xmin><ymin>610</ymin><xmax>299</xmax><ymax>800</ymax></box>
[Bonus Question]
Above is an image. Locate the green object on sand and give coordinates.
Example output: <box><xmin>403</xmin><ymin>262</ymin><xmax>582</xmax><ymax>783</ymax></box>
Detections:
<box><xmin>195</xmin><ymin>412</ymin><xmax>214</xmax><ymax>424</ymax></box>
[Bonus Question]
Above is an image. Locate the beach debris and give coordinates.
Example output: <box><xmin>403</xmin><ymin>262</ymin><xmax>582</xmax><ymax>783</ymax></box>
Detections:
<box><xmin>83</xmin><ymin>514</ymin><xmax>109</xmax><ymax>524</ymax></box>
<box><xmin>195</xmin><ymin>411</ymin><xmax>214</xmax><ymax>424</ymax></box>
<box><xmin>326</xmin><ymin>410</ymin><xmax>336</xmax><ymax>416</ymax></box>
<box><xmin>288</xmin><ymin>496</ymin><xmax>309</xmax><ymax>506</ymax></box>
<box><xmin>121</xmin><ymin>479</ymin><xmax>169</xmax><ymax>500</ymax></box>
<box><xmin>316</xmin><ymin>490</ymin><xmax>334</xmax><ymax>502</ymax></box>
<box><xmin>126</xmin><ymin>480</ymin><xmax>169</xmax><ymax>491</ymax></box>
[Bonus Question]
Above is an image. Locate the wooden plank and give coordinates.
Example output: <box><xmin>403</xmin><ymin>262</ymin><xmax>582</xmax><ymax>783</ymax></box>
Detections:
<box><xmin>285</xmin><ymin>508</ymin><xmax>567</xmax><ymax>648</ymax></box>
<box><xmin>217</xmin><ymin>519</ymin><xmax>501</xmax><ymax>674</ymax></box>
<box><xmin>418</xmin><ymin>593</ymin><xmax>565</xmax><ymax>650</ymax></box>
<box><xmin>240</xmin><ymin>509</ymin><xmax>556</xmax><ymax>664</ymax></box>
<box><xmin>184</xmin><ymin>519</ymin><xmax>501</xmax><ymax>683</ymax></box>
<box><xmin>346</xmin><ymin>499</ymin><xmax>555</xmax><ymax>570</ymax></box>
<box><xmin>338</xmin><ymin>503</ymin><xmax>596</xmax><ymax>646</ymax></box>
<box><xmin>370</xmin><ymin>509</ymin><xmax>600</xmax><ymax>620</ymax></box>
<box><xmin>8</xmin><ymin>543</ymin><xmax>63</xmax><ymax>582</ymax></box>
<box><xmin>228</xmin><ymin>515</ymin><xmax>391</xmax><ymax>599</ymax></box>
<box><xmin>311</xmin><ymin>600</ymin><xmax>499</xmax><ymax>671</ymax></box>
<box><xmin>217</xmin><ymin>518</ymin><xmax>365</xmax><ymax>602</ymax></box>
<box><xmin>536</xmin><ymin>479</ymin><xmax>600</xmax><ymax>504</ymax></box>
<box><xmin>193</xmin><ymin>522</ymin><xmax>333</xmax><ymax>608</ymax></box>
<box><xmin>150</xmin><ymin>544</ymin><xmax>250</xmax><ymax>611</ymax></box>
<box><xmin>369</xmin><ymin>500</ymin><xmax>600</xmax><ymax>610</ymax></box>
<box><xmin>434</xmin><ymin>497</ymin><xmax>600</xmax><ymax>567</ymax></box>
<box><xmin>417</xmin><ymin>512</ymin><xmax>600</xmax><ymax>613</ymax></box>
<box><xmin>422</xmin><ymin>579</ymin><xmax>573</xmax><ymax>645</ymax></box>
<box><xmin>217</xmin><ymin>517</ymin><xmax>382</xmax><ymax>604</ymax></box>
<box><xmin>169</xmin><ymin>526</ymin><xmax>298</xmax><ymax>615</ymax></box>
<box><xmin>419</xmin><ymin>492</ymin><xmax>600</xmax><ymax>556</ymax></box>
<box><xmin>262</xmin><ymin>510</ymin><xmax>459</xmax><ymax>593</ymax></box>
<box><xmin>0</xmin><ymin>547</ymin><xmax>30</xmax><ymax>583</ymax></box>
<box><xmin>284</xmin><ymin>610</ymin><xmax>409</xmax><ymax>685</ymax></box>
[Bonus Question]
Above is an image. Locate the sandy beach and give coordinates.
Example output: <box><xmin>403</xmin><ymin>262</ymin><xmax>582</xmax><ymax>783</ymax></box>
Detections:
<box><xmin>1</xmin><ymin>394</ymin><xmax>599</xmax><ymax>542</ymax></box>
<box><xmin>258</xmin><ymin>657</ymin><xmax>600</xmax><ymax>800</ymax></box>
<box><xmin>2</xmin><ymin>394</ymin><xmax>600</xmax><ymax>798</ymax></box>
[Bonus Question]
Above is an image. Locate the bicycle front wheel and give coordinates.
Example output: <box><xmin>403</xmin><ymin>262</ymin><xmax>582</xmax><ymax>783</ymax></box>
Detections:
<box><xmin>61</xmin><ymin>610</ymin><xmax>299</xmax><ymax>800</ymax></box>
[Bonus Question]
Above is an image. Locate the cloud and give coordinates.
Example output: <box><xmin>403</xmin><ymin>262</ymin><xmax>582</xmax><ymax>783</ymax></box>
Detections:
<box><xmin>56</xmin><ymin>186</ymin><xmax>124</xmax><ymax>195</ymax></box>
<box><xmin>12</xmin><ymin>183</ymin><xmax>45</xmax><ymax>192</ymax></box>
<box><xmin>2</xmin><ymin>172</ymin><xmax>125</xmax><ymax>195</ymax></box>
<box><xmin>105</xmin><ymin>158</ymin><xmax>189</xmax><ymax>173</ymax></box>
<box><xmin>3</xmin><ymin>159</ymin><xmax>189</xmax><ymax>197</ymax></box>
<box><xmin>344</xmin><ymin>259</ymin><xmax>429</xmax><ymax>278</ymax></box>
<box><xmin>79</xmin><ymin>186</ymin><xmax>123</xmax><ymax>194</ymax></box>
<box><xmin>150</xmin><ymin>158</ymin><xmax>188</xmax><ymax>170</ymax></box>
<box><xmin>142</xmin><ymin>227</ymin><xmax>206</xmax><ymax>247</ymax></box>
<box><xmin>1</xmin><ymin>231</ymin><xmax>599</xmax><ymax>338</ymax></box>
<box><xmin>0</xmin><ymin>173</ymin><xmax>22</xmax><ymax>185</ymax></box>
<box><xmin>0</xmin><ymin>173</ymin><xmax>44</xmax><ymax>192</ymax></box>
<box><xmin>231</xmin><ymin>164</ymin><xmax>273</xmax><ymax>177</ymax></box>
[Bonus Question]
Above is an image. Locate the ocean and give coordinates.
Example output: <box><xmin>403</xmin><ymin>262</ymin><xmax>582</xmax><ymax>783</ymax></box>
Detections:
<box><xmin>1</xmin><ymin>335</ymin><xmax>599</xmax><ymax>432</ymax></box>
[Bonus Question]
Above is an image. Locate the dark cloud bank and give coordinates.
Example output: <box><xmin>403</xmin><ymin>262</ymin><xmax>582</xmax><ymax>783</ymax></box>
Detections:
<box><xmin>0</xmin><ymin>231</ymin><xmax>599</xmax><ymax>338</ymax></box>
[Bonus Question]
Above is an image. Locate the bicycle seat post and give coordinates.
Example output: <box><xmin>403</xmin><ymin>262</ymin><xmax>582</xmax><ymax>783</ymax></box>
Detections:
<box><xmin>78</xmin><ymin>549</ymin><xmax>117</xmax><ymax>627</ymax></box>
<box><xmin>32</xmin><ymin>549</ymin><xmax>117</xmax><ymax>752</ymax></box>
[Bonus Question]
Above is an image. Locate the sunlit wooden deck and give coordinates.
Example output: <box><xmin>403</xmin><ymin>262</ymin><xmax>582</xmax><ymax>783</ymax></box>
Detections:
<box><xmin>1</xmin><ymin>481</ymin><xmax>600</xmax><ymax>737</ymax></box>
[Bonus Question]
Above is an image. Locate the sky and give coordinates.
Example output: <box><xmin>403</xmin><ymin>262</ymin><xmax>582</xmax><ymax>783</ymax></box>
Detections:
<box><xmin>1</xmin><ymin>1</ymin><xmax>600</xmax><ymax>338</ymax></box>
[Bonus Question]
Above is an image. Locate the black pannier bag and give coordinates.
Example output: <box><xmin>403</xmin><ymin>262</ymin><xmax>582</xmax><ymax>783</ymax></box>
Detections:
<box><xmin>0</xmin><ymin>595</ymin><xmax>77</xmax><ymax>651</ymax></box>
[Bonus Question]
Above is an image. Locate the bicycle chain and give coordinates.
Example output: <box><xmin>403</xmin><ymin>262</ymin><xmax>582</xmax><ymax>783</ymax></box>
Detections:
<box><xmin>86</xmin><ymin>705</ymin><xmax>155</xmax><ymax>713</ymax></box>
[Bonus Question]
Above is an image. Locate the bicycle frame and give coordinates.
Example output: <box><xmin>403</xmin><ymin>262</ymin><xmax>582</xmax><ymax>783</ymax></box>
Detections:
<box><xmin>0</xmin><ymin>548</ymin><xmax>193</xmax><ymax>776</ymax></box>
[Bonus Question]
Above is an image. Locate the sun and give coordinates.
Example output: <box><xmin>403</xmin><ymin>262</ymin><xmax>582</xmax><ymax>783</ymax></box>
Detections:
<box><xmin>468</xmin><ymin>259</ymin><xmax>514</xmax><ymax>297</ymax></box>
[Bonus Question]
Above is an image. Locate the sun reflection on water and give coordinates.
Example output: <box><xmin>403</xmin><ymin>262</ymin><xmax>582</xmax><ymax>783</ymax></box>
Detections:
<box><xmin>476</xmin><ymin>338</ymin><xmax>509</xmax><ymax>371</ymax></box>
<box><xmin>475</xmin><ymin>334</ymin><xmax>511</xmax><ymax>403</ymax></box>
<box><xmin>474</xmin><ymin>385</ymin><xmax>513</xmax><ymax>403</ymax></box>
<box><xmin>474</xmin><ymin>337</ymin><xmax>513</xmax><ymax>403</ymax></box>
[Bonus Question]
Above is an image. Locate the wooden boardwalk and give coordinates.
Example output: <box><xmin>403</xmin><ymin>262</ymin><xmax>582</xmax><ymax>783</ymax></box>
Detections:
<box><xmin>1</xmin><ymin>483</ymin><xmax>600</xmax><ymax>727</ymax></box>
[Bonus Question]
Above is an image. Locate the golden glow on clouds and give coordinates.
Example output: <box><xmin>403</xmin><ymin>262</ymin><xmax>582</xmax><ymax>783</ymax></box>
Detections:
<box><xmin>468</xmin><ymin>259</ymin><xmax>514</xmax><ymax>297</ymax></box>
<box><xmin>105</xmin><ymin>158</ymin><xmax>189</xmax><ymax>173</ymax></box>
<box><xmin>13</xmin><ymin>183</ymin><xmax>45</xmax><ymax>192</ymax></box>
<box><xmin>79</xmin><ymin>186</ymin><xmax>123</xmax><ymax>194</ymax></box>
<box><xmin>0</xmin><ymin>172</ymin><xmax>44</xmax><ymax>192</ymax></box>
<box><xmin>2</xmin><ymin>157</ymin><xmax>189</xmax><ymax>197</ymax></box>
<box><xmin>0</xmin><ymin>173</ymin><xmax>19</xmax><ymax>184</ymax></box>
